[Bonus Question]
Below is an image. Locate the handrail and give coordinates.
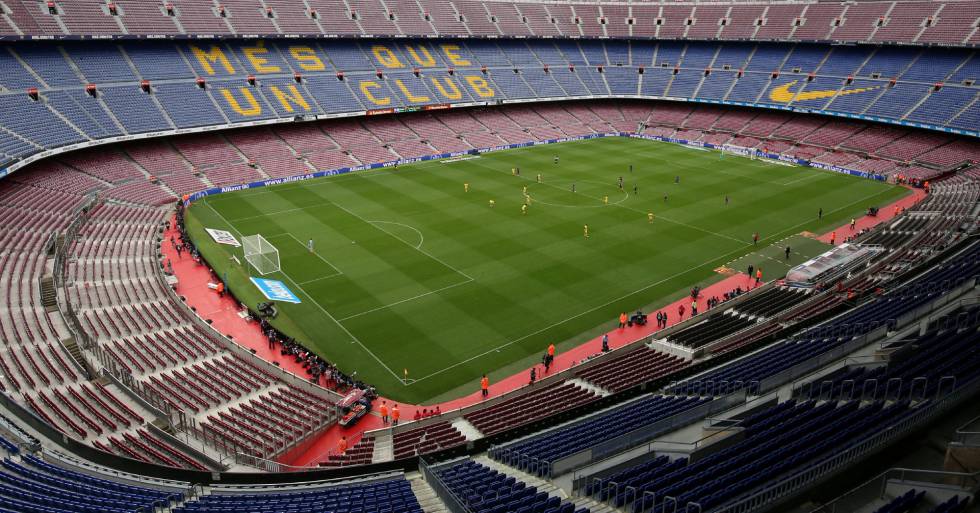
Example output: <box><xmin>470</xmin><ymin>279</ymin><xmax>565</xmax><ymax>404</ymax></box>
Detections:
<box><xmin>808</xmin><ymin>468</ymin><xmax>980</xmax><ymax>513</ymax></box>
<box><xmin>419</xmin><ymin>457</ymin><xmax>473</xmax><ymax>513</ymax></box>
<box><xmin>713</xmin><ymin>375</ymin><xmax>980</xmax><ymax>513</ymax></box>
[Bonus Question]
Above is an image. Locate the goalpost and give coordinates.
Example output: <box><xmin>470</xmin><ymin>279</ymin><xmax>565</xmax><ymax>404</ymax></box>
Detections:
<box><xmin>720</xmin><ymin>144</ymin><xmax>757</xmax><ymax>160</ymax></box>
<box><xmin>242</xmin><ymin>234</ymin><xmax>280</xmax><ymax>275</ymax></box>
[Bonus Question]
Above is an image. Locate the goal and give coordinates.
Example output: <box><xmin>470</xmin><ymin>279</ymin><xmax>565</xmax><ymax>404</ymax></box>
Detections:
<box><xmin>242</xmin><ymin>234</ymin><xmax>280</xmax><ymax>275</ymax></box>
<box><xmin>720</xmin><ymin>144</ymin><xmax>757</xmax><ymax>160</ymax></box>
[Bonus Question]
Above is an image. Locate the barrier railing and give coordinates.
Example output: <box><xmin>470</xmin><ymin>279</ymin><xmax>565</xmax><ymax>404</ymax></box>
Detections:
<box><xmin>953</xmin><ymin>413</ymin><xmax>980</xmax><ymax>447</ymax></box>
<box><xmin>808</xmin><ymin>468</ymin><xmax>980</xmax><ymax>513</ymax></box>
<box><xmin>420</xmin><ymin>457</ymin><xmax>472</xmax><ymax>513</ymax></box>
<box><xmin>712</xmin><ymin>375</ymin><xmax>980</xmax><ymax>513</ymax></box>
<box><xmin>543</xmin><ymin>391</ymin><xmax>746</xmax><ymax>478</ymax></box>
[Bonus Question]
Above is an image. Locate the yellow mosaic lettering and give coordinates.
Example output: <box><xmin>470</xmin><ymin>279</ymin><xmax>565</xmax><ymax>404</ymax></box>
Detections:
<box><xmin>190</xmin><ymin>45</ymin><xmax>236</xmax><ymax>75</ymax></box>
<box><xmin>289</xmin><ymin>46</ymin><xmax>326</xmax><ymax>71</ymax></box>
<box><xmin>372</xmin><ymin>45</ymin><xmax>404</xmax><ymax>68</ymax></box>
<box><xmin>405</xmin><ymin>45</ymin><xmax>436</xmax><ymax>67</ymax></box>
<box><xmin>269</xmin><ymin>85</ymin><xmax>311</xmax><ymax>113</ymax></box>
<box><xmin>465</xmin><ymin>76</ymin><xmax>494</xmax><ymax>98</ymax></box>
<box><xmin>359</xmin><ymin>81</ymin><xmax>391</xmax><ymax>106</ymax></box>
<box><xmin>430</xmin><ymin>76</ymin><xmax>462</xmax><ymax>100</ymax></box>
<box><xmin>220</xmin><ymin>88</ymin><xmax>263</xmax><ymax>116</ymax></box>
<box><xmin>441</xmin><ymin>44</ymin><xmax>471</xmax><ymax>67</ymax></box>
<box><xmin>242</xmin><ymin>41</ymin><xmax>281</xmax><ymax>74</ymax></box>
<box><xmin>394</xmin><ymin>79</ymin><xmax>430</xmax><ymax>103</ymax></box>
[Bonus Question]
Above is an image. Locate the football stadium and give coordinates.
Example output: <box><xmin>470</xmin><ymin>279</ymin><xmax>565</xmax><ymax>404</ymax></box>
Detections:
<box><xmin>0</xmin><ymin>2</ymin><xmax>977</xmax><ymax>513</ymax></box>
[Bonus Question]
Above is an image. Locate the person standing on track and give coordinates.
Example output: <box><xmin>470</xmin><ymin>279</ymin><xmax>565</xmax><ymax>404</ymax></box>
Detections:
<box><xmin>481</xmin><ymin>374</ymin><xmax>489</xmax><ymax>398</ymax></box>
<box><xmin>379</xmin><ymin>401</ymin><xmax>389</xmax><ymax>425</ymax></box>
<box><xmin>392</xmin><ymin>404</ymin><xmax>400</xmax><ymax>426</ymax></box>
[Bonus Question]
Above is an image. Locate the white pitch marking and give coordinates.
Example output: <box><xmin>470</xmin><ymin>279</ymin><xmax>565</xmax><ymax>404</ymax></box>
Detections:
<box><xmin>369</xmin><ymin>220</ymin><xmax>425</xmax><ymax>250</ymax></box>
<box><xmin>200</xmin><ymin>198</ymin><xmax>405</xmax><ymax>383</ymax></box>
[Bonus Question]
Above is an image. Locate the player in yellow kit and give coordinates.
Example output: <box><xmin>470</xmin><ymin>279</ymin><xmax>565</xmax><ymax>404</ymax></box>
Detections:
<box><xmin>584</xmin><ymin>225</ymin><xmax>589</xmax><ymax>238</ymax></box>
<box><xmin>522</xmin><ymin>204</ymin><xmax>528</xmax><ymax>215</ymax></box>
<box><xmin>464</xmin><ymin>183</ymin><xmax>469</xmax><ymax>193</ymax></box>
<box><xmin>648</xmin><ymin>212</ymin><xmax>654</xmax><ymax>223</ymax></box>
<box><xmin>489</xmin><ymin>199</ymin><xmax>495</xmax><ymax>208</ymax></box>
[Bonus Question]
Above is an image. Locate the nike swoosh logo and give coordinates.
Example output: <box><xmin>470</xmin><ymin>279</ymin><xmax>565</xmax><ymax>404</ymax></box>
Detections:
<box><xmin>769</xmin><ymin>80</ymin><xmax>879</xmax><ymax>103</ymax></box>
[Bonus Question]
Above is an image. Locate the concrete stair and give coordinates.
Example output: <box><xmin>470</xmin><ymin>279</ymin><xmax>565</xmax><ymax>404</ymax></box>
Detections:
<box><xmin>408</xmin><ymin>471</ymin><xmax>450</xmax><ymax>513</ymax></box>
<box><xmin>568</xmin><ymin>377</ymin><xmax>612</xmax><ymax>397</ymax></box>
<box><xmin>371</xmin><ymin>430</ymin><xmax>393</xmax><ymax>462</ymax></box>
<box><xmin>451</xmin><ymin>417</ymin><xmax>483</xmax><ymax>441</ymax></box>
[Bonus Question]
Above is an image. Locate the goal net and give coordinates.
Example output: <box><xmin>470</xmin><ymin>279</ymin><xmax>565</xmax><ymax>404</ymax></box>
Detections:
<box><xmin>243</xmin><ymin>234</ymin><xmax>280</xmax><ymax>275</ymax></box>
<box><xmin>720</xmin><ymin>144</ymin><xmax>757</xmax><ymax>160</ymax></box>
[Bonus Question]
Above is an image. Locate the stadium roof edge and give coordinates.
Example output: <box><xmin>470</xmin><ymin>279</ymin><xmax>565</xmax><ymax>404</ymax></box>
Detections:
<box><xmin>2</xmin><ymin>33</ymin><xmax>976</xmax><ymax>50</ymax></box>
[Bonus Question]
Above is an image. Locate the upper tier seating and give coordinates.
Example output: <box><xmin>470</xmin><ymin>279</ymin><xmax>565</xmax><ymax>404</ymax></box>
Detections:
<box><xmin>2</xmin><ymin>0</ymin><xmax>978</xmax><ymax>47</ymax></box>
<box><xmin>0</xmin><ymin>39</ymin><xmax>977</xmax><ymax>172</ymax></box>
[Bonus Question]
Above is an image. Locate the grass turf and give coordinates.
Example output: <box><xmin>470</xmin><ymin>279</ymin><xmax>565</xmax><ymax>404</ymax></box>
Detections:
<box><xmin>184</xmin><ymin>136</ymin><xmax>908</xmax><ymax>404</ymax></box>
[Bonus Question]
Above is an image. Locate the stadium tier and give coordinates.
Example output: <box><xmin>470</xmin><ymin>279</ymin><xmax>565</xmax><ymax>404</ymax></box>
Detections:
<box><xmin>0</xmin><ymin>39</ymin><xmax>979</xmax><ymax>174</ymax></box>
<box><xmin>0</xmin><ymin>1</ymin><xmax>978</xmax><ymax>512</ymax></box>
<box><xmin>0</xmin><ymin>0</ymin><xmax>978</xmax><ymax>47</ymax></box>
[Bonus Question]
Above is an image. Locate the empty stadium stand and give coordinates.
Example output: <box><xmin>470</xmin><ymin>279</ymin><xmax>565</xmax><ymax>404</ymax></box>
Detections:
<box><xmin>0</xmin><ymin>39</ymin><xmax>977</xmax><ymax>177</ymax></box>
<box><xmin>0</xmin><ymin>4</ymin><xmax>975</xmax><ymax>513</ymax></box>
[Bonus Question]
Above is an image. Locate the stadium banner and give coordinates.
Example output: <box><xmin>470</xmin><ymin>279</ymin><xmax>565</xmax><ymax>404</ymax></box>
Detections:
<box><xmin>204</xmin><ymin>228</ymin><xmax>241</xmax><ymax>247</ymax></box>
<box><xmin>249</xmin><ymin>277</ymin><xmax>301</xmax><ymax>304</ymax></box>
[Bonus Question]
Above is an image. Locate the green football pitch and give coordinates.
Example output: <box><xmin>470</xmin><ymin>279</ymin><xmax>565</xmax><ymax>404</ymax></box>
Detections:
<box><xmin>184</xmin><ymin>136</ymin><xmax>908</xmax><ymax>404</ymax></box>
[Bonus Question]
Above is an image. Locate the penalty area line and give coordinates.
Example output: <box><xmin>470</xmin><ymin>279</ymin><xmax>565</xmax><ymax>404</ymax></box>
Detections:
<box><xmin>200</xmin><ymin>198</ymin><xmax>406</xmax><ymax>384</ymax></box>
